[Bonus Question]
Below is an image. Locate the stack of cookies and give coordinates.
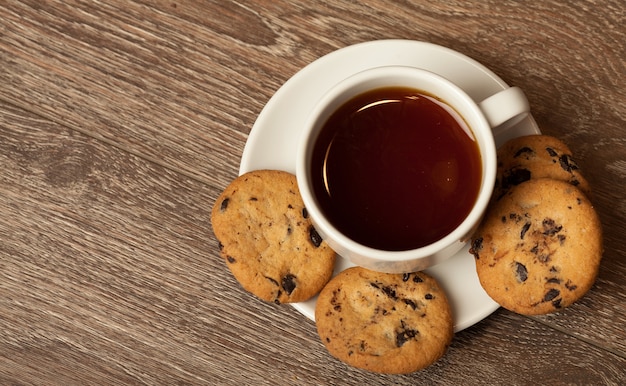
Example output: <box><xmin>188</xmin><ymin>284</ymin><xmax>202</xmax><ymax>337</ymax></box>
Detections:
<box><xmin>470</xmin><ymin>135</ymin><xmax>603</xmax><ymax>315</ymax></box>
<box><xmin>210</xmin><ymin>135</ymin><xmax>602</xmax><ymax>374</ymax></box>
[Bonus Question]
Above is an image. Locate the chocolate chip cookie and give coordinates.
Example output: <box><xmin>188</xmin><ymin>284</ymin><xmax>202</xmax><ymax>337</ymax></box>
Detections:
<box><xmin>315</xmin><ymin>267</ymin><xmax>453</xmax><ymax>374</ymax></box>
<box><xmin>211</xmin><ymin>170</ymin><xmax>336</xmax><ymax>304</ymax></box>
<box><xmin>470</xmin><ymin>178</ymin><xmax>602</xmax><ymax>315</ymax></box>
<box><xmin>493</xmin><ymin>135</ymin><xmax>591</xmax><ymax>201</ymax></box>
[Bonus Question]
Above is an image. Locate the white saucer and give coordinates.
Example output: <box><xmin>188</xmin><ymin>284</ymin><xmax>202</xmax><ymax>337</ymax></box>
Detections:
<box><xmin>240</xmin><ymin>40</ymin><xmax>540</xmax><ymax>332</ymax></box>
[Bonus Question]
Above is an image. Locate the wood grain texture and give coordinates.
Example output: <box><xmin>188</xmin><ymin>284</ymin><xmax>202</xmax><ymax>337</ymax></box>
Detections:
<box><xmin>1</xmin><ymin>0</ymin><xmax>625</xmax><ymax>384</ymax></box>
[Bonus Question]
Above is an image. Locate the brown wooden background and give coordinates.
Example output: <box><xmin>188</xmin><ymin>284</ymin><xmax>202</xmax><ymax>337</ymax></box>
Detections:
<box><xmin>1</xmin><ymin>1</ymin><xmax>624</xmax><ymax>385</ymax></box>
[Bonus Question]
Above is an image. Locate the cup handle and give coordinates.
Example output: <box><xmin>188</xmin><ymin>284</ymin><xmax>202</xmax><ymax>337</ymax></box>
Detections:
<box><xmin>478</xmin><ymin>87</ymin><xmax>530</xmax><ymax>128</ymax></box>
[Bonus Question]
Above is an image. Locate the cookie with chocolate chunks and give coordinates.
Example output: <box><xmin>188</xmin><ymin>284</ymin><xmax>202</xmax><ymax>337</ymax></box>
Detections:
<box><xmin>493</xmin><ymin>135</ymin><xmax>591</xmax><ymax>201</ymax></box>
<box><xmin>470</xmin><ymin>178</ymin><xmax>602</xmax><ymax>315</ymax></box>
<box><xmin>315</xmin><ymin>267</ymin><xmax>453</xmax><ymax>374</ymax></box>
<box><xmin>211</xmin><ymin>170</ymin><xmax>336</xmax><ymax>304</ymax></box>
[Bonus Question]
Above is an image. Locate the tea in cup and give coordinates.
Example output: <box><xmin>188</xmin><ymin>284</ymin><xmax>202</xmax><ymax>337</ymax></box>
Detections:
<box><xmin>296</xmin><ymin>66</ymin><xmax>529</xmax><ymax>273</ymax></box>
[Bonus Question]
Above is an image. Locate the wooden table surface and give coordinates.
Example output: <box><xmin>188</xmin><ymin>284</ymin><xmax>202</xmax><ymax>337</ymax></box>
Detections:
<box><xmin>1</xmin><ymin>1</ymin><xmax>625</xmax><ymax>385</ymax></box>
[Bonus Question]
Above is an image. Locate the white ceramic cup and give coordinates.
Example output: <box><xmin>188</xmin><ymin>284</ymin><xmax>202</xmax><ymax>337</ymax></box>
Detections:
<box><xmin>296</xmin><ymin>65</ymin><xmax>530</xmax><ymax>273</ymax></box>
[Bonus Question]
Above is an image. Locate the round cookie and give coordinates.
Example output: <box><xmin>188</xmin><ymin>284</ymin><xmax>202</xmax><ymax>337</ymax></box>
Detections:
<box><xmin>470</xmin><ymin>179</ymin><xmax>602</xmax><ymax>315</ymax></box>
<box><xmin>211</xmin><ymin>170</ymin><xmax>336</xmax><ymax>304</ymax></box>
<box><xmin>315</xmin><ymin>267</ymin><xmax>453</xmax><ymax>374</ymax></box>
<box><xmin>493</xmin><ymin>135</ymin><xmax>591</xmax><ymax>201</ymax></box>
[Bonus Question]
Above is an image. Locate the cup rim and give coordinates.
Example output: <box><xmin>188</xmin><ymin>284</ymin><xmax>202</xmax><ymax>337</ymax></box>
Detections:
<box><xmin>296</xmin><ymin>65</ymin><xmax>497</xmax><ymax>265</ymax></box>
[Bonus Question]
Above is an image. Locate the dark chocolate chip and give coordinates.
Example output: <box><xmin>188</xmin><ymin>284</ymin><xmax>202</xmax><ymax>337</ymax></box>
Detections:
<box><xmin>226</xmin><ymin>255</ymin><xmax>236</xmax><ymax>264</ymax></box>
<box><xmin>559</xmin><ymin>154</ymin><xmax>579</xmax><ymax>172</ymax></box>
<box><xmin>281</xmin><ymin>274</ymin><xmax>297</xmax><ymax>295</ymax></box>
<box><xmin>470</xmin><ymin>237</ymin><xmax>483</xmax><ymax>255</ymax></box>
<box><xmin>274</xmin><ymin>289</ymin><xmax>283</xmax><ymax>304</ymax></box>
<box><xmin>287</xmin><ymin>204</ymin><xmax>293</xmax><ymax>209</ymax></box>
<box><xmin>545</xmin><ymin>147</ymin><xmax>559</xmax><ymax>157</ymax></box>
<box><xmin>302</xmin><ymin>208</ymin><xmax>309</xmax><ymax>218</ymax></box>
<box><xmin>546</xmin><ymin>277</ymin><xmax>561</xmax><ymax>284</ymax></box>
<box><xmin>381</xmin><ymin>286</ymin><xmax>398</xmax><ymax>300</ymax></box>
<box><xmin>552</xmin><ymin>298</ymin><xmax>562</xmax><ymax>308</ymax></box>
<box><xmin>515</xmin><ymin>262</ymin><xmax>528</xmax><ymax>282</ymax></box>
<box><xmin>402</xmin><ymin>273</ymin><xmax>411</xmax><ymax>282</ymax></box>
<box><xmin>413</xmin><ymin>275</ymin><xmax>424</xmax><ymax>283</ymax></box>
<box><xmin>396</xmin><ymin>330</ymin><xmax>418</xmax><ymax>347</ymax></box>
<box><xmin>502</xmin><ymin>168</ymin><xmax>531</xmax><ymax>191</ymax></box>
<box><xmin>558</xmin><ymin>234</ymin><xmax>566</xmax><ymax>245</ymax></box>
<box><xmin>543</xmin><ymin>288</ymin><xmax>560</xmax><ymax>302</ymax></box>
<box><xmin>565</xmin><ymin>280</ymin><xmax>578</xmax><ymax>291</ymax></box>
<box><xmin>542</xmin><ymin>218</ymin><xmax>563</xmax><ymax>236</ymax></box>
<box><xmin>220</xmin><ymin>198</ymin><xmax>229</xmax><ymax>211</ymax></box>
<box><xmin>249</xmin><ymin>197</ymin><xmax>258</xmax><ymax>201</ymax></box>
<box><xmin>309</xmin><ymin>226</ymin><xmax>323</xmax><ymax>247</ymax></box>
<box><xmin>424</xmin><ymin>293</ymin><xmax>433</xmax><ymax>300</ymax></box>
<box><xmin>520</xmin><ymin>222</ymin><xmax>531</xmax><ymax>239</ymax></box>
<box><xmin>514</xmin><ymin>146</ymin><xmax>534</xmax><ymax>158</ymax></box>
<box><xmin>404</xmin><ymin>299</ymin><xmax>418</xmax><ymax>310</ymax></box>
<box><xmin>370</xmin><ymin>282</ymin><xmax>399</xmax><ymax>300</ymax></box>
<box><xmin>396</xmin><ymin>322</ymin><xmax>419</xmax><ymax>347</ymax></box>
